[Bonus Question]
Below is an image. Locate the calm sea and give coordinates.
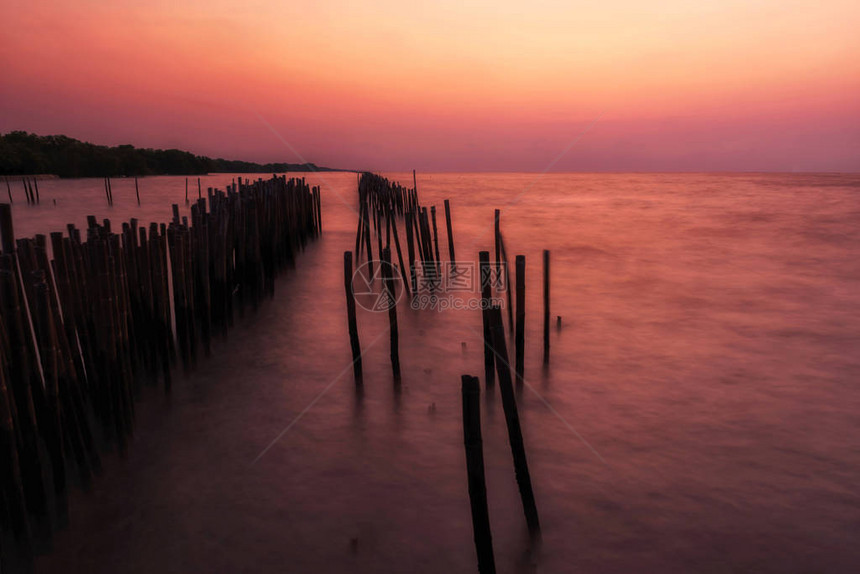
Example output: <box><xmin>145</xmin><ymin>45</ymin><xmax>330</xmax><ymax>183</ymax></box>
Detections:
<box><xmin>9</xmin><ymin>172</ymin><xmax>860</xmax><ymax>573</ymax></box>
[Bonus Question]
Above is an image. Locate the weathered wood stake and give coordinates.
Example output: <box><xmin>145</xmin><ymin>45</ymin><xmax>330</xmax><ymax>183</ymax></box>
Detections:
<box><xmin>479</xmin><ymin>251</ymin><xmax>494</xmax><ymax>387</ymax></box>
<box><xmin>499</xmin><ymin>232</ymin><xmax>513</xmax><ymax>332</ymax></box>
<box><xmin>381</xmin><ymin>247</ymin><xmax>401</xmax><ymax>382</ymax></box>
<box><xmin>543</xmin><ymin>250</ymin><xmax>550</xmax><ymax>365</ymax></box>
<box><xmin>461</xmin><ymin>374</ymin><xmax>496</xmax><ymax>574</ymax></box>
<box><xmin>444</xmin><ymin>199</ymin><xmax>456</xmax><ymax>266</ymax></box>
<box><xmin>489</xmin><ymin>305</ymin><xmax>541</xmax><ymax>541</ymax></box>
<box><xmin>431</xmin><ymin>205</ymin><xmax>441</xmax><ymax>274</ymax></box>
<box><xmin>515</xmin><ymin>254</ymin><xmax>525</xmax><ymax>385</ymax></box>
<box><xmin>343</xmin><ymin>251</ymin><xmax>362</xmax><ymax>385</ymax></box>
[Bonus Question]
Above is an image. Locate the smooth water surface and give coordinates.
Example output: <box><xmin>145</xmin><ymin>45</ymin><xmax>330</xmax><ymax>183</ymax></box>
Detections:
<box><xmin>10</xmin><ymin>171</ymin><xmax>860</xmax><ymax>573</ymax></box>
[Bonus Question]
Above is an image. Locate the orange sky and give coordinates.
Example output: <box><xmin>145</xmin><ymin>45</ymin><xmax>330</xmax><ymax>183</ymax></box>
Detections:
<box><xmin>1</xmin><ymin>0</ymin><xmax>858</xmax><ymax>171</ymax></box>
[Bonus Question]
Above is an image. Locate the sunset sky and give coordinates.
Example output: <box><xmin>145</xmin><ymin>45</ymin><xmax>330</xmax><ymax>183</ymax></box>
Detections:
<box><xmin>1</xmin><ymin>0</ymin><xmax>858</xmax><ymax>171</ymax></box>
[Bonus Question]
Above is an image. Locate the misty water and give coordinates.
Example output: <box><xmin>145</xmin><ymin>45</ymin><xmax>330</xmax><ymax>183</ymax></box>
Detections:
<box><xmin>8</xmin><ymin>172</ymin><xmax>860</xmax><ymax>573</ymax></box>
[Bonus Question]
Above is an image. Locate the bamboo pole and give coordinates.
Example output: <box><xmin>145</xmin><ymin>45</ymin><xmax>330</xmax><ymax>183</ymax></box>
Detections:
<box><xmin>389</xmin><ymin>213</ymin><xmax>411</xmax><ymax>297</ymax></box>
<box><xmin>479</xmin><ymin>251</ymin><xmax>494</xmax><ymax>387</ymax></box>
<box><xmin>381</xmin><ymin>247</ymin><xmax>401</xmax><ymax>382</ymax></box>
<box><xmin>343</xmin><ymin>251</ymin><xmax>362</xmax><ymax>385</ymax></box>
<box><xmin>461</xmin><ymin>374</ymin><xmax>496</xmax><ymax>574</ymax></box>
<box><xmin>0</xmin><ymin>335</ymin><xmax>33</xmax><ymax>557</ymax></box>
<box><xmin>515</xmin><ymin>255</ymin><xmax>525</xmax><ymax>386</ymax></box>
<box><xmin>444</xmin><ymin>199</ymin><xmax>455</xmax><ymax>266</ymax></box>
<box><xmin>488</xmin><ymin>305</ymin><xmax>541</xmax><ymax>541</ymax></box>
<box><xmin>431</xmin><ymin>205</ymin><xmax>441</xmax><ymax>275</ymax></box>
<box><xmin>499</xmin><ymin>232</ymin><xmax>513</xmax><ymax>333</ymax></box>
<box><xmin>405</xmin><ymin>210</ymin><xmax>416</xmax><ymax>293</ymax></box>
<box><xmin>543</xmin><ymin>250</ymin><xmax>550</xmax><ymax>365</ymax></box>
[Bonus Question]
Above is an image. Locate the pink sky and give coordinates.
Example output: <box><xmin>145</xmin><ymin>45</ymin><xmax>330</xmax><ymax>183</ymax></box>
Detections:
<box><xmin>1</xmin><ymin>0</ymin><xmax>858</xmax><ymax>171</ymax></box>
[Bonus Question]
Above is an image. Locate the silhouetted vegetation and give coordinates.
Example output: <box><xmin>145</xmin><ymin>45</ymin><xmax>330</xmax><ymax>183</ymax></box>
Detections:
<box><xmin>0</xmin><ymin>132</ymin><xmax>344</xmax><ymax>177</ymax></box>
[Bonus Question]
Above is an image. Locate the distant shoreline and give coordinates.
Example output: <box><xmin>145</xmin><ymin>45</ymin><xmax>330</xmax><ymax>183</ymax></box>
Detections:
<box><xmin>4</xmin><ymin>171</ymin><xmax>360</xmax><ymax>180</ymax></box>
<box><xmin>0</xmin><ymin>132</ymin><xmax>354</xmax><ymax>179</ymax></box>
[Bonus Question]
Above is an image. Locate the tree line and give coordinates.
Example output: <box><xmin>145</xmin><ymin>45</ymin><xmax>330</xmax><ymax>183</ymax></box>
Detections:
<box><xmin>0</xmin><ymin>131</ymin><xmax>342</xmax><ymax>177</ymax></box>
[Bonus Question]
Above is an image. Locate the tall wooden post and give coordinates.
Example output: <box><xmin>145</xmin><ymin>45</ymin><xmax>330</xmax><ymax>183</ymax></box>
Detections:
<box><xmin>479</xmin><ymin>251</ymin><xmax>494</xmax><ymax>387</ymax></box>
<box><xmin>462</xmin><ymin>374</ymin><xmax>496</xmax><ymax>574</ymax></box>
<box><xmin>489</xmin><ymin>305</ymin><xmax>541</xmax><ymax>541</ymax></box>
<box><xmin>543</xmin><ymin>250</ymin><xmax>550</xmax><ymax>365</ymax></box>
<box><xmin>343</xmin><ymin>251</ymin><xmax>362</xmax><ymax>385</ymax></box>
<box><xmin>515</xmin><ymin>255</ymin><xmax>525</xmax><ymax>385</ymax></box>
<box><xmin>381</xmin><ymin>247</ymin><xmax>401</xmax><ymax>382</ymax></box>
<box><xmin>444</xmin><ymin>198</ymin><xmax>456</xmax><ymax>266</ymax></box>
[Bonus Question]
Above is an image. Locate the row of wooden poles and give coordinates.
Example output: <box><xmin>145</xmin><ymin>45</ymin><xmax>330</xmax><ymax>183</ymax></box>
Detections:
<box><xmin>343</xmin><ymin>172</ymin><xmax>554</xmax><ymax>572</ymax></box>
<box><xmin>109</xmin><ymin>176</ymin><xmax>200</xmax><ymax>208</ymax></box>
<box><xmin>345</xmin><ymin>172</ymin><xmax>553</xmax><ymax>382</ymax></box>
<box><xmin>0</xmin><ymin>175</ymin><xmax>322</xmax><ymax>569</ymax></box>
<box><xmin>463</xmin><ymin>304</ymin><xmax>540</xmax><ymax>574</ymax></box>
<box><xmin>5</xmin><ymin>178</ymin><xmax>41</xmax><ymax>206</ymax></box>
<box><xmin>6</xmin><ymin>175</ymin><xmax>203</xmax><ymax>208</ymax></box>
<box><xmin>352</xmin><ymin>171</ymin><xmax>460</xmax><ymax>296</ymax></box>
<box><xmin>345</xmin><ymin>171</ymin><xmax>465</xmax><ymax>384</ymax></box>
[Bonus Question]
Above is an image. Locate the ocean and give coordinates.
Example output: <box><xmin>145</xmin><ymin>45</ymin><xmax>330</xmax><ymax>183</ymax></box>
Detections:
<box><xmin>8</xmin><ymin>171</ymin><xmax>860</xmax><ymax>573</ymax></box>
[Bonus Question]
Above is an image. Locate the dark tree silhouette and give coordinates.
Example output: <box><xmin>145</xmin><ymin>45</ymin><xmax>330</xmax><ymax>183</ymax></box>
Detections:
<box><xmin>0</xmin><ymin>132</ymin><xmax>342</xmax><ymax>177</ymax></box>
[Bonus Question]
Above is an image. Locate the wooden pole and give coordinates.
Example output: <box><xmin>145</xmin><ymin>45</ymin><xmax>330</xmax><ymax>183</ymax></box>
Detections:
<box><xmin>515</xmin><ymin>255</ymin><xmax>525</xmax><ymax>386</ymax></box>
<box><xmin>33</xmin><ymin>280</ymin><xmax>68</xmax><ymax>524</ymax></box>
<box><xmin>543</xmin><ymin>250</ymin><xmax>550</xmax><ymax>365</ymax></box>
<box><xmin>375</xmin><ymin>208</ymin><xmax>384</xmax><ymax>275</ymax></box>
<box><xmin>0</xmin><ymin>254</ymin><xmax>51</xmax><ymax>541</ymax></box>
<box><xmin>0</xmin><ymin>341</ymin><xmax>33</xmax><ymax>558</ymax></box>
<box><xmin>493</xmin><ymin>209</ymin><xmax>500</xmax><ymax>270</ymax></box>
<box><xmin>389</xmin><ymin>213</ymin><xmax>411</xmax><ymax>297</ymax></box>
<box><xmin>444</xmin><ymin>199</ymin><xmax>455</xmax><ymax>266</ymax></box>
<box><xmin>0</xmin><ymin>204</ymin><xmax>14</xmax><ymax>255</ymax></box>
<box><xmin>33</xmin><ymin>179</ymin><xmax>40</xmax><ymax>205</ymax></box>
<box><xmin>381</xmin><ymin>247</ymin><xmax>401</xmax><ymax>382</ymax></box>
<box><xmin>343</xmin><ymin>251</ymin><xmax>362</xmax><ymax>385</ymax></box>
<box><xmin>499</xmin><ymin>233</ymin><xmax>513</xmax><ymax>333</ymax></box>
<box><xmin>479</xmin><ymin>251</ymin><xmax>494</xmax><ymax>387</ymax></box>
<box><xmin>431</xmin><ymin>205</ymin><xmax>441</xmax><ymax>275</ymax></box>
<box><xmin>364</xmin><ymin>200</ymin><xmax>373</xmax><ymax>277</ymax></box>
<box><xmin>405</xmin><ymin>210</ymin><xmax>416</xmax><ymax>293</ymax></box>
<box><xmin>489</xmin><ymin>305</ymin><xmax>541</xmax><ymax>541</ymax></box>
<box><xmin>461</xmin><ymin>374</ymin><xmax>496</xmax><ymax>574</ymax></box>
<box><xmin>4</xmin><ymin>177</ymin><xmax>12</xmax><ymax>204</ymax></box>
<box><xmin>135</xmin><ymin>177</ymin><xmax>141</xmax><ymax>206</ymax></box>
<box><xmin>354</xmin><ymin>201</ymin><xmax>364</xmax><ymax>261</ymax></box>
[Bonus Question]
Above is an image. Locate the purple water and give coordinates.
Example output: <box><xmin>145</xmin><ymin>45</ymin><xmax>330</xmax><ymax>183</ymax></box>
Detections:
<box><xmin>10</xmin><ymin>172</ymin><xmax>860</xmax><ymax>573</ymax></box>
